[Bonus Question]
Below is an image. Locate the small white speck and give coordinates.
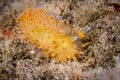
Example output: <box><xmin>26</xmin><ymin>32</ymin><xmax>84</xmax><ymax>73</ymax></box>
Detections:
<box><xmin>30</xmin><ymin>50</ymin><xmax>35</xmax><ymax>54</ymax></box>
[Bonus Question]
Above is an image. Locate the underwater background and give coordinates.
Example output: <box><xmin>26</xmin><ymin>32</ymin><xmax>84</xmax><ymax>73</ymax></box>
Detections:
<box><xmin>0</xmin><ymin>0</ymin><xmax>120</xmax><ymax>80</ymax></box>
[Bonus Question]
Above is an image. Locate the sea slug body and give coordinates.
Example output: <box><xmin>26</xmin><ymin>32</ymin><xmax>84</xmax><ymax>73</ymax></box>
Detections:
<box><xmin>17</xmin><ymin>8</ymin><xmax>85</xmax><ymax>62</ymax></box>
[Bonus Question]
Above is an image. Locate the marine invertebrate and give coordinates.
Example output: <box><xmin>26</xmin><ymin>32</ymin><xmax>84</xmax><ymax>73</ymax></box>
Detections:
<box><xmin>17</xmin><ymin>8</ymin><xmax>85</xmax><ymax>62</ymax></box>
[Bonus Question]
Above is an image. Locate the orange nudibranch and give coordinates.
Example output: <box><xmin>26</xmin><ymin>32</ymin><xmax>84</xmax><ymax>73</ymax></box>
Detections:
<box><xmin>17</xmin><ymin>8</ymin><xmax>86</xmax><ymax>62</ymax></box>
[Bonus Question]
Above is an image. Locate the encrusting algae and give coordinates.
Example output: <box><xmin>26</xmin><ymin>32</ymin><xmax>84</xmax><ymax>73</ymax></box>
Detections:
<box><xmin>17</xmin><ymin>8</ymin><xmax>86</xmax><ymax>62</ymax></box>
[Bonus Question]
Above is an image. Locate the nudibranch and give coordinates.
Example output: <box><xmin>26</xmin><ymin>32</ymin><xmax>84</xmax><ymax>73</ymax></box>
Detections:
<box><xmin>17</xmin><ymin>8</ymin><xmax>86</xmax><ymax>62</ymax></box>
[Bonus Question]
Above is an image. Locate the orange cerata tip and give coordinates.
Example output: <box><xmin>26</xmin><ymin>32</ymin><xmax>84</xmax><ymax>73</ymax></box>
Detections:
<box><xmin>77</xmin><ymin>31</ymin><xmax>85</xmax><ymax>39</ymax></box>
<box><xmin>66</xmin><ymin>21</ymin><xmax>69</xmax><ymax>24</ymax></box>
<box><xmin>79</xmin><ymin>51</ymin><xmax>84</xmax><ymax>55</ymax></box>
<box><xmin>81</xmin><ymin>43</ymin><xmax>87</xmax><ymax>48</ymax></box>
